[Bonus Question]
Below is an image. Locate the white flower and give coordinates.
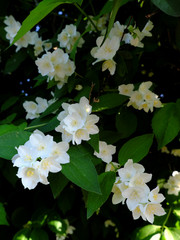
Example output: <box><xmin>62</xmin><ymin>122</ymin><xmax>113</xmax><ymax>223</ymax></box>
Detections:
<box><xmin>118</xmin><ymin>84</ymin><xmax>134</xmax><ymax>96</ymax></box>
<box><xmin>12</xmin><ymin>130</ymin><xmax>70</xmax><ymax>190</ymax></box>
<box><xmin>164</xmin><ymin>171</ymin><xmax>180</xmax><ymax>196</ymax></box>
<box><xmin>55</xmin><ymin>97</ymin><xmax>99</xmax><ymax>145</ymax></box>
<box><xmin>143</xmin><ymin>203</ymin><xmax>166</xmax><ymax>224</ymax></box>
<box><xmin>142</xmin><ymin>20</ymin><xmax>154</xmax><ymax>37</ymax></box>
<box><xmin>132</xmin><ymin>204</ymin><xmax>146</xmax><ymax>220</ymax></box>
<box><xmin>91</xmin><ymin>36</ymin><xmax>120</xmax><ymax>64</ymax></box>
<box><xmin>94</xmin><ymin>141</ymin><xmax>116</xmax><ymax>163</ymax></box>
<box><xmin>102</xmin><ymin>59</ymin><xmax>116</xmax><ymax>75</ymax></box>
<box><xmin>35</xmin><ymin>53</ymin><xmax>54</xmax><ymax>76</ymax></box>
<box><xmin>105</xmin><ymin>162</ymin><xmax>120</xmax><ymax>172</ymax></box>
<box><xmin>112</xmin><ymin>178</ymin><xmax>126</xmax><ymax>204</ymax></box>
<box><xmin>148</xmin><ymin>186</ymin><xmax>165</xmax><ymax>203</ymax></box>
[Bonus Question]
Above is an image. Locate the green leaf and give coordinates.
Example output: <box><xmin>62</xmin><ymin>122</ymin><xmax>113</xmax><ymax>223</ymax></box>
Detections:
<box><xmin>118</xmin><ymin>134</ymin><xmax>154</xmax><ymax>165</ymax></box>
<box><xmin>29</xmin><ymin>229</ymin><xmax>49</xmax><ymax>240</ymax></box>
<box><xmin>61</xmin><ymin>145</ymin><xmax>101</xmax><ymax>194</ymax></box>
<box><xmin>135</xmin><ymin>225</ymin><xmax>161</xmax><ymax>240</ymax></box>
<box><xmin>152</xmin><ymin>103</ymin><xmax>180</xmax><ymax>150</ymax></box>
<box><xmin>151</xmin><ymin>0</ymin><xmax>180</xmax><ymax>17</ymax></box>
<box><xmin>0</xmin><ymin>130</ymin><xmax>31</xmax><ymax>160</ymax></box>
<box><xmin>94</xmin><ymin>0</ymin><xmax>113</xmax><ymax>19</ymax></box>
<box><xmin>115</xmin><ymin>108</ymin><xmax>137</xmax><ymax>139</ymax></box>
<box><xmin>92</xmin><ymin>93</ymin><xmax>128</xmax><ymax>112</ymax></box>
<box><xmin>87</xmin><ymin>171</ymin><xmax>116</xmax><ymax>219</ymax></box>
<box><xmin>4</xmin><ymin>50</ymin><xmax>27</xmax><ymax>74</ymax></box>
<box><xmin>47</xmin><ymin>218</ymin><xmax>67</xmax><ymax>235</ymax></box>
<box><xmin>0</xmin><ymin>123</ymin><xmax>27</xmax><ymax>136</ymax></box>
<box><xmin>0</xmin><ymin>113</ymin><xmax>17</xmax><ymax>124</ymax></box>
<box><xmin>100</xmin><ymin>130</ymin><xmax>122</xmax><ymax>144</ymax></box>
<box><xmin>105</xmin><ymin>0</ymin><xmax>134</xmax><ymax>39</ymax></box>
<box><xmin>49</xmin><ymin>172</ymin><xmax>69</xmax><ymax>199</ymax></box>
<box><xmin>88</xmin><ymin>133</ymin><xmax>99</xmax><ymax>153</ymax></box>
<box><xmin>1</xmin><ymin>96</ymin><xmax>19</xmax><ymax>112</ymax></box>
<box><xmin>164</xmin><ymin>227</ymin><xmax>180</xmax><ymax>240</ymax></box>
<box><xmin>0</xmin><ymin>203</ymin><xmax>9</xmax><ymax>226</ymax></box>
<box><xmin>12</xmin><ymin>0</ymin><xmax>83</xmax><ymax>45</ymax></box>
<box><xmin>13</xmin><ymin>229</ymin><xmax>30</xmax><ymax>240</ymax></box>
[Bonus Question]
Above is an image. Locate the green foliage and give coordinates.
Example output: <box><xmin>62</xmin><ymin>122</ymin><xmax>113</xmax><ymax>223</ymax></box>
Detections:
<box><xmin>0</xmin><ymin>203</ymin><xmax>9</xmax><ymax>226</ymax></box>
<box><xmin>118</xmin><ymin>134</ymin><xmax>154</xmax><ymax>165</ymax></box>
<box><xmin>151</xmin><ymin>0</ymin><xmax>180</xmax><ymax>17</ymax></box>
<box><xmin>61</xmin><ymin>145</ymin><xmax>101</xmax><ymax>194</ymax></box>
<box><xmin>152</xmin><ymin>102</ymin><xmax>180</xmax><ymax>149</ymax></box>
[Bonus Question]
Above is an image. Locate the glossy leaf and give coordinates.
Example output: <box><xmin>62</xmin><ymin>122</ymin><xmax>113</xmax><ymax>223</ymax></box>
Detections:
<box><xmin>151</xmin><ymin>0</ymin><xmax>180</xmax><ymax>17</ymax></box>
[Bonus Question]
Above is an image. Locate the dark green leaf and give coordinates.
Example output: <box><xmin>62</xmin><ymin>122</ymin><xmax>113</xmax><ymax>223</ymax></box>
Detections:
<box><xmin>152</xmin><ymin>103</ymin><xmax>180</xmax><ymax>150</ymax></box>
<box><xmin>1</xmin><ymin>96</ymin><xmax>19</xmax><ymax>112</ymax></box>
<box><xmin>49</xmin><ymin>172</ymin><xmax>69</xmax><ymax>199</ymax></box>
<box><xmin>30</xmin><ymin>229</ymin><xmax>49</xmax><ymax>240</ymax></box>
<box><xmin>0</xmin><ymin>203</ymin><xmax>9</xmax><ymax>226</ymax></box>
<box><xmin>62</xmin><ymin>145</ymin><xmax>101</xmax><ymax>194</ymax></box>
<box><xmin>118</xmin><ymin>134</ymin><xmax>154</xmax><ymax>165</ymax></box>
<box><xmin>0</xmin><ymin>130</ymin><xmax>31</xmax><ymax>160</ymax></box>
<box><xmin>92</xmin><ymin>93</ymin><xmax>128</xmax><ymax>112</ymax></box>
<box><xmin>87</xmin><ymin>171</ymin><xmax>116</xmax><ymax>218</ymax></box>
<box><xmin>151</xmin><ymin>0</ymin><xmax>180</xmax><ymax>17</ymax></box>
<box><xmin>88</xmin><ymin>133</ymin><xmax>99</xmax><ymax>153</ymax></box>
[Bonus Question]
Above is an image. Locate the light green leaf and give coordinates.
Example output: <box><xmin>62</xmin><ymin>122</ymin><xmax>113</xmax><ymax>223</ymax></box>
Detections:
<box><xmin>61</xmin><ymin>145</ymin><xmax>101</xmax><ymax>194</ymax></box>
<box><xmin>152</xmin><ymin>103</ymin><xmax>180</xmax><ymax>150</ymax></box>
<box><xmin>12</xmin><ymin>0</ymin><xmax>83</xmax><ymax>45</ymax></box>
<box><xmin>0</xmin><ymin>123</ymin><xmax>27</xmax><ymax>136</ymax></box>
<box><xmin>0</xmin><ymin>203</ymin><xmax>9</xmax><ymax>226</ymax></box>
<box><xmin>13</xmin><ymin>229</ymin><xmax>30</xmax><ymax>240</ymax></box>
<box><xmin>118</xmin><ymin>134</ymin><xmax>154</xmax><ymax>165</ymax></box>
<box><xmin>164</xmin><ymin>227</ymin><xmax>180</xmax><ymax>240</ymax></box>
<box><xmin>92</xmin><ymin>93</ymin><xmax>128</xmax><ymax>112</ymax></box>
<box><xmin>48</xmin><ymin>218</ymin><xmax>67</xmax><ymax>235</ymax></box>
<box><xmin>87</xmin><ymin>171</ymin><xmax>116</xmax><ymax>219</ymax></box>
<box><xmin>0</xmin><ymin>130</ymin><xmax>31</xmax><ymax>160</ymax></box>
<box><xmin>49</xmin><ymin>172</ymin><xmax>69</xmax><ymax>199</ymax></box>
<box><xmin>135</xmin><ymin>225</ymin><xmax>161</xmax><ymax>240</ymax></box>
<box><xmin>151</xmin><ymin>0</ymin><xmax>180</xmax><ymax>17</ymax></box>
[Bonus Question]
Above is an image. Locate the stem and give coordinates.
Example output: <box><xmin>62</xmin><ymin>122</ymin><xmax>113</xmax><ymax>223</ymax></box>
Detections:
<box><xmin>160</xmin><ymin>207</ymin><xmax>172</xmax><ymax>236</ymax></box>
<box><xmin>74</xmin><ymin>3</ymin><xmax>99</xmax><ymax>32</ymax></box>
<box><xmin>25</xmin><ymin>123</ymin><xmax>47</xmax><ymax>130</ymax></box>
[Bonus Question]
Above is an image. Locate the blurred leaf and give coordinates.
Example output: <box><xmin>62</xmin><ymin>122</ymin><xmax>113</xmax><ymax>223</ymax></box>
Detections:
<box><xmin>1</xmin><ymin>96</ymin><xmax>19</xmax><ymax>112</ymax></box>
<box><xmin>29</xmin><ymin>229</ymin><xmax>49</xmax><ymax>240</ymax></box>
<box><xmin>0</xmin><ymin>130</ymin><xmax>31</xmax><ymax>160</ymax></box>
<box><xmin>0</xmin><ymin>123</ymin><xmax>27</xmax><ymax>136</ymax></box>
<box><xmin>87</xmin><ymin>171</ymin><xmax>116</xmax><ymax>218</ymax></box>
<box><xmin>49</xmin><ymin>172</ymin><xmax>69</xmax><ymax>199</ymax></box>
<box><xmin>116</xmin><ymin>108</ymin><xmax>137</xmax><ymax>139</ymax></box>
<box><xmin>48</xmin><ymin>218</ymin><xmax>66</xmax><ymax>235</ymax></box>
<box><xmin>4</xmin><ymin>50</ymin><xmax>27</xmax><ymax>73</ymax></box>
<box><xmin>92</xmin><ymin>93</ymin><xmax>128</xmax><ymax>112</ymax></box>
<box><xmin>164</xmin><ymin>227</ymin><xmax>180</xmax><ymax>240</ymax></box>
<box><xmin>152</xmin><ymin>103</ymin><xmax>180</xmax><ymax>150</ymax></box>
<box><xmin>135</xmin><ymin>225</ymin><xmax>161</xmax><ymax>239</ymax></box>
<box><xmin>74</xmin><ymin>86</ymin><xmax>91</xmax><ymax>102</ymax></box>
<box><xmin>95</xmin><ymin>0</ymin><xmax>113</xmax><ymax>19</ymax></box>
<box><xmin>13</xmin><ymin>228</ymin><xmax>30</xmax><ymax>240</ymax></box>
<box><xmin>151</xmin><ymin>0</ymin><xmax>180</xmax><ymax>17</ymax></box>
<box><xmin>0</xmin><ymin>203</ymin><xmax>9</xmax><ymax>226</ymax></box>
<box><xmin>0</xmin><ymin>113</ymin><xmax>17</xmax><ymax>124</ymax></box>
<box><xmin>12</xmin><ymin>0</ymin><xmax>83</xmax><ymax>45</ymax></box>
<box><xmin>118</xmin><ymin>134</ymin><xmax>154</xmax><ymax>165</ymax></box>
<box><xmin>62</xmin><ymin>145</ymin><xmax>101</xmax><ymax>194</ymax></box>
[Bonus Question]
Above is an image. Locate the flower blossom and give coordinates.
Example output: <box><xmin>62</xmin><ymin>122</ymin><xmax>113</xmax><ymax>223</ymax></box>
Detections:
<box><xmin>164</xmin><ymin>171</ymin><xmax>180</xmax><ymax>196</ymax></box>
<box><xmin>94</xmin><ymin>141</ymin><xmax>116</xmax><ymax>163</ymax></box>
<box><xmin>118</xmin><ymin>81</ymin><xmax>162</xmax><ymax>112</ymax></box>
<box><xmin>111</xmin><ymin>159</ymin><xmax>166</xmax><ymax>223</ymax></box>
<box><xmin>55</xmin><ymin>97</ymin><xmax>99</xmax><ymax>145</ymax></box>
<box><xmin>57</xmin><ymin>24</ymin><xmax>85</xmax><ymax>53</ymax></box>
<box><xmin>86</xmin><ymin>14</ymin><xmax>108</xmax><ymax>32</ymax></box>
<box><xmin>23</xmin><ymin>96</ymin><xmax>56</xmax><ymax>119</ymax></box>
<box><xmin>12</xmin><ymin>130</ymin><xmax>70</xmax><ymax>189</ymax></box>
<box><xmin>35</xmin><ymin>48</ymin><xmax>75</xmax><ymax>89</ymax></box>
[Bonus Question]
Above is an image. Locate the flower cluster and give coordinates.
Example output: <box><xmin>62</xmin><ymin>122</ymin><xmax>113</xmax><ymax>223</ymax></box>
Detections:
<box><xmin>12</xmin><ymin>130</ymin><xmax>70</xmax><ymax>189</ymax></box>
<box><xmin>23</xmin><ymin>96</ymin><xmax>56</xmax><ymax>119</ymax></box>
<box><xmin>57</xmin><ymin>24</ymin><xmax>85</xmax><ymax>53</ymax></box>
<box><xmin>55</xmin><ymin>97</ymin><xmax>99</xmax><ymax>145</ymax></box>
<box><xmin>91</xmin><ymin>20</ymin><xmax>153</xmax><ymax>75</ymax></box>
<box><xmin>35</xmin><ymin>48</ymin><xmax>75</xmax><ymax>89</ymax></box>
<box><xmin>4</xmin><ymin>15</ymin><xmax>37</xmax><ymax>52</ymax></box>
<box><xmin>111</xmin><ymin>159</ymin><xmax>166</xmax><ymax>223</ymax></box>
<box><xmin>164</xmin><ymin>171</ymin><xmax>180</xmax><ymax>196</ymax></box>
<box><xmin>118</xmin><ymin>81</ymin><xmax>162</xmax><ymax>112</ymax></box>
<box><xmin>94</xmin><ymin>141</ymin><xmax>116</xmax><ymax>164</ymax></box>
